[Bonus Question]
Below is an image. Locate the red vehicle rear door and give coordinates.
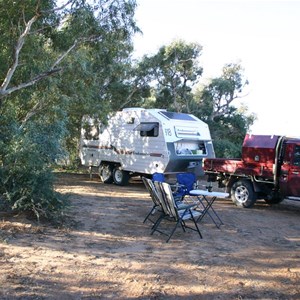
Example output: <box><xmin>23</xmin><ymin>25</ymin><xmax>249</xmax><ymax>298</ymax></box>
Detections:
<box><xmin>279</xmin><ymin>143</ymin><xmax>300</xmax><ymax>197</ymax></box>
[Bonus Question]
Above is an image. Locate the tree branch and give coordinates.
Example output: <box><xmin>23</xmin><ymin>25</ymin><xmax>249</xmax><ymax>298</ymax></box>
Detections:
<box><xmin>0</xmin><ymin>68</ymin><xmax>61</xmax><ymax>99</ymax></box>
<box><xmin>19</xmin><ymin>101</ymin><xmax>42</xmax><ymax>130</ymax></box>
<box><xmin>119</xmin><ymin>86</ymin><xmax>138</xmax><ymax>110</ymax></box>
<box><xmin>0</xmin><ymin>1</ymin><xmax>120</xmax><ymax>102</ymax></box>
<box><xmin>0</xmin><ymin>14</ymin><xmax>38</xmax><ymax>92</ymax></box>
<box><xmin>41</xmin><ymin>0</ymin><xmax>74</xmax><ymax>14</ymax></box>
<box><xmin>52</xmin><ymin>41</ymin><xmax>78</xmax><ymax>69</ymax></box>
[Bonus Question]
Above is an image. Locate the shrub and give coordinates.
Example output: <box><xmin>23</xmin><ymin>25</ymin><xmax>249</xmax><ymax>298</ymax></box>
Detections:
<box><xmin>0</xmin><ymin>115</ymin><xmax>68</xmax><ymax>221</ymax></box>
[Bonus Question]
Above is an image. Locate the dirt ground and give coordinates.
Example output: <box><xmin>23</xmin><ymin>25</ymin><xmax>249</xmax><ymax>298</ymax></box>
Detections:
<box><xmin>0</xmin><ymin>172</ymin><xmax>300</xmax><ymax>300</ymax></box>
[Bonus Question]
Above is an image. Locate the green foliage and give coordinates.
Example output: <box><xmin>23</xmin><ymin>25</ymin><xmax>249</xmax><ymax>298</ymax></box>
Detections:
<box><xmin>0</xmin><ymin>0</ymin><xmax>139</xmax><ymax>220</ymax></box>
<box><xmin>213</xmin><ymin>139</ymin><xmax>242</xmax><ymax>158</ymax></box>
<box><xmin>0</xmin><ymin>111</ymin><xmax>68</xmax><ymax>221</ymax></box>
<box><xmin>137</xmin><ymin>40</ymin><xmax>203</xmax><ymax>112</ymax></box>
<box><xmin>0</xmin><ymin>0</ymin><xmax>58</xmax><ymax>83</ymax></box>
<box><xmin>192</xmin><ymin>63</ymin><xmax>255</xmax><ymax>157</ymax></box>
<box><xmin>196</xmin><ymin>63</ymin><xmax>248</xmax><ymax>121</ymax></box>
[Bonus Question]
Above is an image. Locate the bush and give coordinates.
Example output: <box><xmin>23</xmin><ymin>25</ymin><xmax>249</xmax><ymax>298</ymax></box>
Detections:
<box><xmin>0</xmin><ymin>115</ymin><xmax>68</xmax><ymax>222</ymax></box>
<box><xmin>213</xmin><ymin>139</ymin><xmax>242</xmax><ymax>158</ymax></box>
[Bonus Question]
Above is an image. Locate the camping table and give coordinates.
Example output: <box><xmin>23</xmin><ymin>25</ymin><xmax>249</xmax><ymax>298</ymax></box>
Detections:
<box><xmin>189</xmin><ymin>190</ymin><xmax>229</xmax><ymax>228</ymax></box>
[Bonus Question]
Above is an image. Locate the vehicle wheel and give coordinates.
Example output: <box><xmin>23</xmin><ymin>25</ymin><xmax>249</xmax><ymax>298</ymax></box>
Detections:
<box><xmin>99</xmin><ymin>164</ymin><xmax>114</xmax><ymax>184</ymax></box>
<box><xmin>113</xmin><ymin>167</ymin><xmax>130</xmax><ymax>186</ymax></box>
<box><xmin>231</xmin><ymin>180</ymin><xmax>257</xmax><ymax>208</ymax></box>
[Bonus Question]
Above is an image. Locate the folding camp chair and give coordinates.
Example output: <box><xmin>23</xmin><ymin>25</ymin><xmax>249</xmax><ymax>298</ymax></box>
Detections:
<box><xmin>175</xmin><ymin>172</ymin><xmax>197</xmax><ymax>199</ymax></box>
<box><xmin>142</xmin><ymin>177</ymin><xmax>162</xmax><ymax>224</ymax></box>
<box><xmin>152</xmin><ymin>172</ymin><xmax>186</xmax><ymax>203</ymax></box>
<box><xmin>142</xmin><ymin>176</ymin><xmax>185</xmax><ymax>226</ymax></box>
<box><xmin>151</xmin><ymin>181</ymin><xmax>203</xmax><ymax>243</ymax></box>
<box><xmin>143</xmin><ymin>178</ymin><xmax>180</xmax><ymax>238</ymax></box>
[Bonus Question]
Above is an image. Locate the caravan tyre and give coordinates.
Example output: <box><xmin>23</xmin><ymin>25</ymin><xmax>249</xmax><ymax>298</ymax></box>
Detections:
<box><xmin>113</xmin><ymin>167</ymin><xmax>130</xmax><ymax>186</ymax></box>
<box><xmin>99</xmin><ymin>164</ymin><xmax>114</xmax><ymax>184</ymax></box>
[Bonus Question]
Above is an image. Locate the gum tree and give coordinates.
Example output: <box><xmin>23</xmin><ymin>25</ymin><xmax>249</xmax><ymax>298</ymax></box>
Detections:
<box><xmin>195</xmin><ymin>63</ymin><xmax>256</xmax><ymax>157</ymax></box>
<box><xmin>0</xmin><ymin>0</ymin><xmax>139</xmax><ymax>220</ymax></box>
<box><xmin>137</xmin><ymin>40</ymin><xmax>203</xmax><ymax>112</ymax></box>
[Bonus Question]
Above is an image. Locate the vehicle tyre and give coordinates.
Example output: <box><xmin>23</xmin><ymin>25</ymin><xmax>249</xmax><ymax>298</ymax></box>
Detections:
<box><xmin>231</xmin><ymin>180</ymin><xmax>257</xmax><ymax>208</ymax></box>
<box><xmin>99</xmin><ymin>164</ymin><xmax>114</xmax><ymax>184</ymax></box>
<box><xmin>113</xmin><ymin>167</ymin><xmax>130</xmax><ymax>186</ymax></box>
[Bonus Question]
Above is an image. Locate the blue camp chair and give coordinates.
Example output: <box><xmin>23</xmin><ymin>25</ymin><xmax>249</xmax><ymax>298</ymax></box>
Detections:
<box><xmin>152</xmin><ymin>172</ymin><xmax>165</xmax><ymax>182</ymax></box>
<box><xmin>174</xmin><ymin>172</ymin><xmax>197</xmax><ymax>199</ymax></box>
<box><xmin>152</xmin><ymin>172</ymin><xmax>184</xmax><ymax>203</ymax></box>
<box><xmin>152</xmin><ymin>172</ymin><xmax>197</xmax><ymax>202</ymax></box>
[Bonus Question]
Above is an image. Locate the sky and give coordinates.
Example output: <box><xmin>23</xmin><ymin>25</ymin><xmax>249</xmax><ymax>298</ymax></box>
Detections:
<box><xmin>132</xmin><ymin>0</ymin><xmax>300</xmax><ymax>137</ymax></box>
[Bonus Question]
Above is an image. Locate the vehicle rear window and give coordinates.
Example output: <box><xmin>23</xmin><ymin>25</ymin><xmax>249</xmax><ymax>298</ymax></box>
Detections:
<box><xmin>293</xmin><ymin>145</ymin><xmax>300</xmax><ymax>166</ymax></box>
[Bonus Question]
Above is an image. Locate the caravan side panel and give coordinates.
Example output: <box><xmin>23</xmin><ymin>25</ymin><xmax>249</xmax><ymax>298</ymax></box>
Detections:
<box><xmin>80</xmin><ymin>110</ymin><xmax>170</xmax><ymax>174</ymax></box>
<box><xmin>106</xmin><ymin>110</ymin><xmax>169</xmax><ymax>173</ymax></box>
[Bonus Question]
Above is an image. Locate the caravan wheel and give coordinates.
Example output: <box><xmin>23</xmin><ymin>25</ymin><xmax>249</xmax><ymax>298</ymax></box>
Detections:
<box><xmin>113</xmin><ymin>167</ymin><xmax>130</xmax><ymax>186</ymax></box>
<box><xmin>99</xmin><ymin>164</ymin><xmax>114</xmax><ymax>184</ymax></box>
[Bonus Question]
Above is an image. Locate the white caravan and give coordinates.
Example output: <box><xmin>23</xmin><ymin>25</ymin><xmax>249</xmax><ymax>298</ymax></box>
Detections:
<box><xmin>79</xmin><ymin>108</ymin><xmax>215</xmax><ymax>185</ymax></box>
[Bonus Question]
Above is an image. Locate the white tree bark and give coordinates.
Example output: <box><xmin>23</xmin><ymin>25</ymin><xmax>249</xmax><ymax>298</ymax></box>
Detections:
<box><xmin>0</xmin><ymin>1</ymin><xmax>76</xmax><ymax>101</ymax></box>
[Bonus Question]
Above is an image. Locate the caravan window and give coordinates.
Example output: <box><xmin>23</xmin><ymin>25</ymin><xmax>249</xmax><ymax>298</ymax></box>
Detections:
<box><xmin>134</xmin><ymin>122</ymin><xmax>159</xmax><ymax>137</ymax></box>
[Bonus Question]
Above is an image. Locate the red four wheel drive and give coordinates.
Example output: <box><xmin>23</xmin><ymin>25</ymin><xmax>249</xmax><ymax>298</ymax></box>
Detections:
<box><xmin>203</xmin><ymin>134</ymin><xmax>300</xmax><ymax>207</ymax></box>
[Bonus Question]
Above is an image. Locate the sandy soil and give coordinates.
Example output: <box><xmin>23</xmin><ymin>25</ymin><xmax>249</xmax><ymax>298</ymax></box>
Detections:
<box><xmin>0</xmin><ymin>172</ymin><xmax>300</xmax><ymax>300</ymax></box>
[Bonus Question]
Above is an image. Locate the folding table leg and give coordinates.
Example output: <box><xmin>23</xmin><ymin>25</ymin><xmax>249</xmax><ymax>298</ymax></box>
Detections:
<box><xmin>196</xmin><ymin>196</ymin><xmax>223</xmax><ymax>228</ymax></box>
<box><xmin>204</xmin><ymin>196</ymin><xmax>223</xmax><ymax>226</ymax></box>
